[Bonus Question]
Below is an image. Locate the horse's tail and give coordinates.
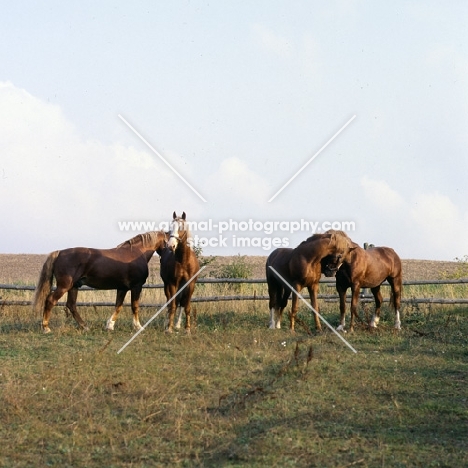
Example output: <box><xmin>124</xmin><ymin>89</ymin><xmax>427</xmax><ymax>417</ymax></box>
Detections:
<box><xmin>32</xmin><ymin>251</ymin><xmax>60</xmax><ymax>315</ymax></box>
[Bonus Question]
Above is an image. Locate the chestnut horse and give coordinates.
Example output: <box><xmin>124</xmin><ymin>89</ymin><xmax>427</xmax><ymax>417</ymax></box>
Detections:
<box><xmin>335</xmin><ymin>244</ymin><xmax>402</xmax><ymax>332</ymax></box>
<box><xmin>160</xmin><ymin>212</ymin><xmax>200</xmax><ymax>333</ymax></box>
<box><xmin>32</xmin><ymin>231</ymin><xmax>167</xmax><ymax>333</ymax></box>
<box><xmin>266</xmin><ymin>230</ymin><xmax>353</xmax><ymax>332</ymax></box>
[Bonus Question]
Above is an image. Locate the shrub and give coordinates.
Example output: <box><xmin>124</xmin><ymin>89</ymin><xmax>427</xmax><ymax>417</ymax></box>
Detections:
<box><xmin>215</xmin><ymin>254</ymin><xmax>253</xmax><ymax>279</ymax></box>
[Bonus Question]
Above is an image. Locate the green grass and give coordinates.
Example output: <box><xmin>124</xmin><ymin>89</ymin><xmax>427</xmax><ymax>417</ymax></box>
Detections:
<box><xmin>0</xmin><ymin>296</ymin><xmax>467</xmax><ymax>467</ymax></box>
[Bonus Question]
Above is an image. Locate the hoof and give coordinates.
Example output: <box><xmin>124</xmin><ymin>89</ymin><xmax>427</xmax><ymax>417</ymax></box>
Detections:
<box><xmin>165</xmin><ymin>328</ymin><xmax>173</xmax><ymax>334</ymax></box>
<box><xmin>106</xmin><ymin>319</ymin><xmax>115</xmax><ymax>331</ymax></box>
<box><xmin>42</xmin><ymin>326</ymin><xmax>51</xmax><ymax>334</ymax></box>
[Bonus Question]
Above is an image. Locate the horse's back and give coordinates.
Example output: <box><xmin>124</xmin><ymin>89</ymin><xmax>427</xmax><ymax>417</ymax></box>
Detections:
<box><xmin>368</xmin><ymin>247</ymin><xmax>402</xmax><ymax>275</ymax></box>
<box><xmin>54</xmin><ymin>247</ymin><xmax>149</xmax><ymax>289</ymax></box>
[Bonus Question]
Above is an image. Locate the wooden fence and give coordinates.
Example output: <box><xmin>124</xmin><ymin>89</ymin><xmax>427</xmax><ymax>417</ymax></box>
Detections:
<box><xmin>1</xmin><ymin>277</ymin><xmax>468</xmax><ymax>307</ymax></box>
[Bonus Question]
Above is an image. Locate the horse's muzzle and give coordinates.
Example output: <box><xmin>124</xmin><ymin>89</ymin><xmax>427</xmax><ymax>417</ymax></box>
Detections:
<box><xmin>323</xmin><ymin>264</ymin><xmax>339</xmax><ymax>277</ymax></box>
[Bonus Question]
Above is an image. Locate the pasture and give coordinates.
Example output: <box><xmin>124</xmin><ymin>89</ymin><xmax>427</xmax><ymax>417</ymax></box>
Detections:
<box><xmin>0</xmin><ymin>256</ymin><xmax>467</xmax><ymax>467</ymax></box>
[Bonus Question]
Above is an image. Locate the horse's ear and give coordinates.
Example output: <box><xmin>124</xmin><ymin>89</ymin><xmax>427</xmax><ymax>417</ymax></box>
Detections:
<box><xmin>173</xmin><ymin>211</ymin><xmax>177</xmax><ymax>219</ymax></box>
<box><xmin>182</xmin><ymin>212</ymin><xmax>186</xmax><ymax>220</ymax></box>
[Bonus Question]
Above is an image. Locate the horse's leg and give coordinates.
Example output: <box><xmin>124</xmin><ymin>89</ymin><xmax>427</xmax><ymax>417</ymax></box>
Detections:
<box><xmin>349</xmin><ymin>285</ymin><xmax>361</xmax><ymax>332</ymax></box>
<box><xmin>278</xmin><ymin>288</ymin><xmax>290</xmax><ymax>329</ymax></box>
<box><xmin>336</xmin><ymin>284</ymin><xmax>348</xmax><ymax>332</ymax></box>
<box><xmin>165</xmin><ymin>285</ymin><xmax>177</xmax><ymax>333</ymax></box>
<box><xmin>268</xmin><ymin>308</ymin><xmax>281</xmax><ymax>330</ymax></box>
<box><xmin>388</xmin><ymin>277</ymin><xmax>402</xmax><ymax>330</ymax></box>
<box><xmin>65</xmin><ymin>287</ymin><xmax>88</xmax><ymax>331</ymax></box>
<box><xmin>307</xmin><ymin>283</ymin><xmax>322</xmax><ymax>331</ymax></box>
<box><xmin>369</xmin><ymin>286</ymin><xmax>383</xmax><ymax>329</ymax></box>
<box><xmin>174</xmin><ymin>305</ymin><xmax>184</xmax><ymax>329</ymax></box>
<box><xmin>289</xmin><ymin>284</ymin><xmax>301</xmax><ymax>332</ymax></box>
<box><xmin>42</xmin><ymin>285</ymin><xmax>69</xmax><ymax>333</ymax></box>
<box><xmin>268</xmin><ymin>301</ymin><xmax>277</xmax><ymax>329</ymax></box>
<box><xmin>182</xmin><ymin>303</ymin><xmax>191</xmax><ymax>332</ymax></box>
<box><xmin>130</xmin><ymin>285</ymin><xmax>143</xmax><ymax>331</ymax></box>
<box><xmin>269</xmin><ymin>283</ymin><xmax>284</xmax><ymax>329</ymax></box>
<box><xmin>267</xmin><ymin>278</ymin><xmax>279</xmax><ymax>329</ymax></box>
<box><xmin>183</xmin><ymin>282</ymin><xmax>197</xmax><ymax>333</ymax></box>
<box><xmin>106</xmin><ymin>289</ymin><xmax>128</xmax><ymax>331</ymax></box>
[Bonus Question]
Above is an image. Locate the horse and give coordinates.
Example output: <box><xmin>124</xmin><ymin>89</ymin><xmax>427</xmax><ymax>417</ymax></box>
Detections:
<box><xmin>335</xmin><ymin>243</ymin><xmax>402</xmax><ymax>332</ymax></box>
<box><xmin>160</xmin><ymin>212</ymin><xmax>200</xmax><ymax>333</ymax></box>
<box><xmin>32</xmin><ymin>231</ymin><xmax>167</xmax><ymax>333</ymax></box>
<box><xmin>266</xmin><ymin>230</ymin><xmax>353</xmax><ymax>332</ymax></box>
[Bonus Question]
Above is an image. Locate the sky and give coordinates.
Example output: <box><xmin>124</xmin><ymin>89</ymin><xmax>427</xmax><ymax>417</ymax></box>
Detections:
<box><xmin>0</xmin><ymin>1</ymin><xmax>467</xmax><ymax>260</ymax></box>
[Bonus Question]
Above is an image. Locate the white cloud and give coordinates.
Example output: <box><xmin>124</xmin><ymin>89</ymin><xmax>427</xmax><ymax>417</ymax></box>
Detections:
<box><xmin>206</xmin><ymin>157</ymin><xmax>270</xmax><ymax>208</ymax></box>
<box><xmin>410</xmin><ymin>192</ymin><xmax>468</xmax><ymax>255</ymax></box>
<box><xmin>251</xmin><ymin>23</ymin><xmax>293</xmax><ymax>59</ymax></box>
<box><xmin>360</xmin><ymin>176</ymin><xmax>405</xmax><ymax>211</ymax></box>
<box><xmin>0</xmin><ymin>82</ymin><xmax>183</xmax><ymax>252</ymax></box>
<box><xmin>360</xmin><ymin>175</ymin><xmax>468</xmax><ymax>259</ymax></box>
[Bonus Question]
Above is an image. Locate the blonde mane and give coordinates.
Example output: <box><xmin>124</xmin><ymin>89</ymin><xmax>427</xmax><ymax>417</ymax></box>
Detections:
<box><xmin>299</xmin><ymin>229</ymin><xmax>351</xmax><ymax>249</ymax></box>
<box><xmin>326</xmin><ymin>229</ymin><xmax>352</xmax><ymax>251</ymax></box>
<box><xmin>117</xmin><ymin>231</ymin><xmax>165</xmax><ymax>250</ymax></box>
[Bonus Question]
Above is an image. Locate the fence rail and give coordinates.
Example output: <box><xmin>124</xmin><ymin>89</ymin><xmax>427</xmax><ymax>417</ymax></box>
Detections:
<box><xmin>1</xmin><ymin>277</ymin><xmax>468</xmax><ymax>308</ymax></box>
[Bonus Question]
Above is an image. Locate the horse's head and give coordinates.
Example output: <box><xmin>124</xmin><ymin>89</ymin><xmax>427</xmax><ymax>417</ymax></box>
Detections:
<box><xmin>321</xmin><ymin>230</ymin><xmax>357</xmax><ymax>276</ymax></box>
<box><xmin>321</xmin><ymin>256</ymin><xmax>338</xmax><ymax>277</ymax></box>
<box><xmin>167</xmin><ymin>211</ymin><xmax>188</xmax><ymax>252</ymax></box>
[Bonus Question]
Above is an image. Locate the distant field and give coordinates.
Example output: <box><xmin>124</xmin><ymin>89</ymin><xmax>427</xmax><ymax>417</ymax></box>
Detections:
<box><xmin>0</xmin><ymin>253</ymin><xmax>462</xmax><ymax>284</ymax></box>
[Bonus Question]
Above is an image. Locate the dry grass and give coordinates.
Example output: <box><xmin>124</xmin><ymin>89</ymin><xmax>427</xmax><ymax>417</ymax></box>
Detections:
<box><xmin>0</xmin><ymin>297</ymin><xmax>467</xmax><ymax>467</ymax></box>
<box><xmin>0</xmin><ymin>254</ymin><xmax>467</xmax><ymax>466</ymax></box>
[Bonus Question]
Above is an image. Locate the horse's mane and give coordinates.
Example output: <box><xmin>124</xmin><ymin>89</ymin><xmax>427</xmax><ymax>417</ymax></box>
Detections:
<box><xmin>299</xmin><ymin>229</ymin><xmax>351</xmax><ymax>249</ymax></box>
<box><xmin>325</xmin><ymin>229</ymin><xmax>352</xmax><ymax>250</ymax></box>
<box><xmin>117</xmin><ymin>231</ymin><xmax>164</xmax><ymax>249</ymax></box>
<box><xmin>300</xmin><ymin>232</ymin><xmax>326</xmax><ymax>245</ymax></box>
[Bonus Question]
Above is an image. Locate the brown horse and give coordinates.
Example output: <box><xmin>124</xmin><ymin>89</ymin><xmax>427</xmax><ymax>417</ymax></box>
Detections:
<box><xmin>160</xmin><ymin>212</ymin><xmax>200</xmax><ymax>333</ymax></box>
<box><xmin>32</xmin><ymin>231</ymin><xmax>167</xmax><ymax>333</ymax></box>
<box><xmin>266</xmin><ymin>230</ymin><xmax>353</xmax><ymax>332</ymax></box>
<box><xmin>335</xmin><ymin>244</ymin><xmax>402</xmax><ymax>332</ymax></box>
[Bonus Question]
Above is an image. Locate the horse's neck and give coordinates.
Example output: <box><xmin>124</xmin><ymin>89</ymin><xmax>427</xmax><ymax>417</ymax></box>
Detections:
<box><xmin>119</xmin><ymin>242</ymin><xmax>157</xmax><ymax>261</ymax></box>
<box><xmin>175</xmin><ymin>242</ymin><xmax>191</xmax><ymax>263</ymax></box>
<box><xmin>143</xmin><ymin>249</ymin><xmax>156</xmax><ymax>262</ymax></box>
<box><xmin>298</xmin><ymin>238</ymin><xmax>330</xmax><ymax>261</ymax></box>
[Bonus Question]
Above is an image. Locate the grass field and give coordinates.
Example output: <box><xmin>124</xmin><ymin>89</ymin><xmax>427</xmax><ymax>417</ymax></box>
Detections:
<box><xmin>0</xmin><ymin>284</ymin><xmax>467</xmax><ymax>467</ymax></box>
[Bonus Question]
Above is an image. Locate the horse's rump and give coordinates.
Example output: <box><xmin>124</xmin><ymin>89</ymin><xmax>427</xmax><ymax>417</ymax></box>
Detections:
<box><xmin>266</xmin><ymin>248</ymin><xmax>293</xmax><ymax>279</ymax></box>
